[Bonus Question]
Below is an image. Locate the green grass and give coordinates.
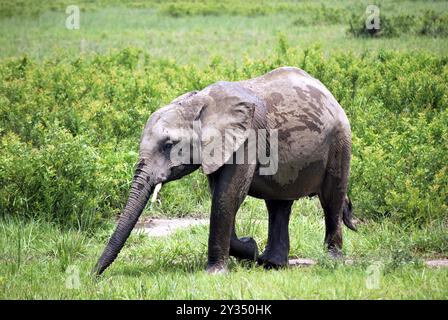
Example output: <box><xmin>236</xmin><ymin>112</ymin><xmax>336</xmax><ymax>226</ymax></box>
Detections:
<box><xmin>1</xmin><ymin>1</ymin><xmax>447</xmax><ymax>64</ymax></box>
<box><xmin>1</xmin><ymin>198</ymin><xmax>447</xmax><ymax>299</ymax></box>
<box><xmin>1</xmin><ymin>0</ymin><xmax>447</xmax><ymax>299</ymax></box>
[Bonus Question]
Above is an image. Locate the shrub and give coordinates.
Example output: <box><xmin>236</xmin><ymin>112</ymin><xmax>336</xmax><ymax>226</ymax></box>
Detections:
<box><xmin>348</xmin><ymin>11</ymin><xmax>447</xmax><ymax>38</ymax></box>
<box><xmin>0</xmin><ymin>127</ymin><xmax>101</xmax><ymax>229</ymax></box>
<box><xmin>0</xmin><ymin>44</ymin><xmax>447</xmax><ymax>229</ymax></box>
<box><xmin>158</xmin><ymin>0</ymin><xmax>293</xmax><ymax>17</ymax></box>
<box><xmin>419</xmin><ymin>10</ymin><xmax>448</xmax><ymax>37</ymax></box>
<box><xmin>292</xmin><ymin>4</ymin><xmax>347</xmax><ymax>26</ymax></box>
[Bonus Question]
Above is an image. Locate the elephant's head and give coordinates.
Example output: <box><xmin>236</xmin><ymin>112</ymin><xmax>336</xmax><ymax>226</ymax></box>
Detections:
<box><xmin>93</xmin><ymin>82</ymin><xmax>263</xmax><ymax>275</ymax></box>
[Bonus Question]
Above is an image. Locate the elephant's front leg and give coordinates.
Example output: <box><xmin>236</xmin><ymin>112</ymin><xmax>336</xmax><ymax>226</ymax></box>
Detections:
<box><xmin>207</xmin><ymin>172</ymin><xmax>258</xmax><ymax>263</ymax></box>
<box><xmin>206</xmin><ymin>163</ymin><xmax>256</xmax><ymax>274</ymax></box>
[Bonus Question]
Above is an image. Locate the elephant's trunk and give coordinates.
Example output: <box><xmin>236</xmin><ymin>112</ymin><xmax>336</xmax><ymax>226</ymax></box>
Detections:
<box><xmin>93</xmin><ymin>160</ymin><xmax>154</xmax><ymax>276</ymax></box>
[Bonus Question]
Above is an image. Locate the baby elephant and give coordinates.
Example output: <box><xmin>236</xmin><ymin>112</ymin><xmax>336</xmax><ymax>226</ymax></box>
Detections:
<box><xmin>93</xmin><ymin>66</ymin><xmax>356</xmax><ymax>275</ymax></box>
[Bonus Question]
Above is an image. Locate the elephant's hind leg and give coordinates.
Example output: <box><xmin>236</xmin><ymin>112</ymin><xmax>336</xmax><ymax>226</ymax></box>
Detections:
<box><xmin>319</xmin><ymin>177</ymin><xmax>344</xmax><ymax>258</ymax></box>
<box><xmin>258</xmin><ymin>200</ymin><xmax>293</xmax><ymax>269</ymax></box>
<box><xmin>319</xmin><ymin>135</ymin><xmax>351</xmax><ymax>258</ymax></box>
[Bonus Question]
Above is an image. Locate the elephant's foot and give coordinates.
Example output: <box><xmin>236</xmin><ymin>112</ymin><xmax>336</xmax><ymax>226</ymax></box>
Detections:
<box><xmin>205</xmin><ymin>263</ymin><xmax>227</xmax><ymax>275</ymax></box>
<box><xmin>230</xmin><ymin>236</ymin><xmax>259</xmax><ymax>261</ymax></box>
<box><xmin>328</xmin><ymin>246</ymin><xmax>343</xmax><ymax>260</ymax></box>
<box><xmin>257</xmin><ymin>250</ymin><xmax>288</xmax><ymax>270</ymax></box>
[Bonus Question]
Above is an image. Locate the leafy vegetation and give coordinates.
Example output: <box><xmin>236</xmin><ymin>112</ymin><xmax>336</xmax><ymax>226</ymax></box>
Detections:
<box><xmin>348</xmin><ymin>10</ymin><xmax>448</xmax><ymax>38</ymax></box>
<box><xmin>0</xmin><ymin>0</ymin><xmax>447</xmax><ymax>299</ymax></box>
<box><xmin>1</xmin><ymin>45</ymin><xmax>446</xmax><ymax>229</ymax></box>
<box><xmin>0</xmin><ymin>0</ymin><xmax>353</xmax><ymax>19</ymax></box>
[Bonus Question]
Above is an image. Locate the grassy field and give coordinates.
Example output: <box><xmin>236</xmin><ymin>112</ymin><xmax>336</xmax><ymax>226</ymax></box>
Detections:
<box><xmin>1</xmin><ymin>1</ymin><xmax>448</xmax><ymax>63</ymax></box>
<box><xmin>2</xmin><ymin>198</ymin><xmax>447</xmax><ymax>299</ymax></box>
<box><xmin>0</xmin><ymin>0</ymin><xmax>447</xmax><ymax>299</ymax></box>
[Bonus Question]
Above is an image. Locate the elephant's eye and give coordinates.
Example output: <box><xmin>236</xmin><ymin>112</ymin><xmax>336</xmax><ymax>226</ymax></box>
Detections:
<box><xmin>163</xmin><ymin>142</ymin><xmax>173</xmax><ymax>153</ymax></box>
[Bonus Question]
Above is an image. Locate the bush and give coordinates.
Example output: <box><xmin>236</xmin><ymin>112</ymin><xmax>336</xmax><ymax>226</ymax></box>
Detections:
<box><xmin>0</xmin><ymin>127</ymin><xmax>101</xmax><ymax>229</ymax></box>
<box><xmin>159</xmin><ymin>0</ymin><xmax>290</xmax><ymax>17</ymax></box>
<box><xmin>158</xmin><ymin>0</ymin><xmax>348</xmax><ymax>19</ymax></box>
<box><xmin>419</xmin><ymin>10</ymin><xmax>448</xmax><ymax>37</ymax></box>
<box><xmin>292</xmin><ymin>4</ymin><xmax>347</xmax><ymax>26</ymax></box>
<box><xmin>0</xmin><ymin>43</ymin><xmax>447</xmax><ymax>229</ymax></box>
<box><xmin>348</xmin><ymin>11</ymin><xmax>448</xmax><ymax>38</ymax></box>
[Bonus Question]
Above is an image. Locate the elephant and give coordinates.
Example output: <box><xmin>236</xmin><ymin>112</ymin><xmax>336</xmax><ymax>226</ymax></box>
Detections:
<box><xmin>93</xmin><ymin>66</ymin><xmax>357</xmax><ymax>275</ymax></box>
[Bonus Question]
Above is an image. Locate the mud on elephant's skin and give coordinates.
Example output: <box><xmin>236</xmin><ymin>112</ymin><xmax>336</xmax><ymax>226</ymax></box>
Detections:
<box><xmin>93</xmin><ymin>66</ymin><xmax>357</xmax><ymax>276</ymax></box>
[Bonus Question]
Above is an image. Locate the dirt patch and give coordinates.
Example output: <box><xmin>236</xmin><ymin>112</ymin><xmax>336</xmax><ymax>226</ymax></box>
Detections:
<box><xmin>288</xmin><ymin>258</ymin><xmax>448</xmax><ymax>268</ymax></box>
<box><xmin>425</xmin><ymin>259</ymin><xmax>448</xmax><ymax>268</ymax></box>
<box><xmin>289</xmin><ymin>258</ymin><xmax>355</xmax><ymax>267</ymax></box>
<box><xmin>289</xmin><ymin>258</ymin><xmax>316</xmax><ymax>267</ymax></box>
<box><xmin>135</xmin><ymin>218</ymin><xmax>208</xmax><ymax>237</ymax></box>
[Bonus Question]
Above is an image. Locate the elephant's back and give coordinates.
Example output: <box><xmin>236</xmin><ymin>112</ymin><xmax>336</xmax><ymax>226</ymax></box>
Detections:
<box><xmin>241</xmin><ymin>66</ymin><xmax>350</xmax><ymax>139</ymax></box>
<box><xmin>240</xmin><ymin>67</ymin><xmax>351</xmax><ymax>187</ymax></box>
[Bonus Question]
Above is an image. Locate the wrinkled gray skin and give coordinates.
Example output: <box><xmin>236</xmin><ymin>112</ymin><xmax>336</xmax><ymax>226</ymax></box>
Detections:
<box><xmin>93</xmin><ymin>67</ymin><xmax>356</xmax><ymax>275</ymax></box>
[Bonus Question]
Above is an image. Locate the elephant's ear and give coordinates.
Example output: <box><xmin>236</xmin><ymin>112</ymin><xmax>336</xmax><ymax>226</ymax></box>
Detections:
<box><xmin>199</xmin><ymin>82</ymin><xmax>260</xmax><ymax>175</ymax></box>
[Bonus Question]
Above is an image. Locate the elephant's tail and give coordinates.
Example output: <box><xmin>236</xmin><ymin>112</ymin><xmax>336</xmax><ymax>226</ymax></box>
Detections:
<box><xmin>343</xmin><ymin>196</ymin><xmax>357</xmax><ymax>231</ymax></box>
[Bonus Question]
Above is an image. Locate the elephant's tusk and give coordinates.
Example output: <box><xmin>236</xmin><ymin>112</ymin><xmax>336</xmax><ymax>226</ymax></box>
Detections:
<box><xmin>151</xmin><ymin>183</ymin><xmax>162</xmax><ymax>204</ymax></box>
